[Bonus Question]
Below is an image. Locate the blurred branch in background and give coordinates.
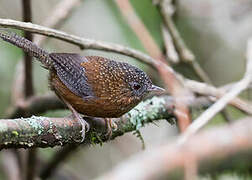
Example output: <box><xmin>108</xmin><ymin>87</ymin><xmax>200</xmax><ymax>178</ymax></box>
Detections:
<box><xmin>185</xmin><ymin>79</ymin><xmax>252</xmax><ymax>115</ymax></box>
<box><xmin>1</xmin><ymin>150</ymin><xmax>22</xmax><ymax>180</ymax></box>
<box><xmin>7</xmin><ymin>94</ymin><xmax>64</xmax><ymax>119</ymax></box>
<box><xmin>22</xmin><ymin>0</ymin><xmax>34</xmax><ymax>98</ymax></box>
<box><xmin>0</xmin><ymin>96</ymin><xmax>175</xmax><ymax>149</ymax></box>
<box><xmin>178</xmin><ymin>37</ymin><xmax>252</xmax><ymax>144</ymax></box>
<box><xmin>21</xmin><ymin>0</ymin><xmax>37</xmax><ymax>179</ymax></box>
<box><xmin>156</xmin><ymin>0</ymin><xmax>233</xmax><ymax>123</ymax></box>
<box><xmin>114</xmin><ymin>0</ymin><xmax>191</xmax><ymax>132</ymax></box>
<box><xmin>94</xmin><ymin>117</ymin><xmax>252</xmax><ymax>180</ymax></box>
<box><xmin>157</xmin><ymin>0</ymin><xmax>195</xmax><ymax>63</ymax></box>
<box><xmin>39</xmin><ymin>144</ymin><xmax>79</xmax><ymax>180</ymax></box>
<box><xmin>161</xmin><ymin>24</ymin><xmax>179</xmax><ymax>63</ymax></box>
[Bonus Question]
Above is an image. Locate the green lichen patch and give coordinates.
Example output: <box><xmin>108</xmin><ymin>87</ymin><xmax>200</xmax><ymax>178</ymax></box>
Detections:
<box><xmin>11</xmin><ymin>130</ymin><xmax>19</xmax><ymax>136</ymax></box>
<box><xmin>128</xmin><ymin>96</ymin><xmax>167</xmax><ymax>130</ymax></box>
<box><xmin>25</xmin><ymin>116</ymin><xmax>48</xmax><ymax>135</ymax></box>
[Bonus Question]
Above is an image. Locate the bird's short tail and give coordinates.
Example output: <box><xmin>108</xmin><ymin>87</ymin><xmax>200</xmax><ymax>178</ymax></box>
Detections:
<box><xmin>0</xmin><ymin>30</ymin><xmax>53</xmax><ymax>69</ymax></box>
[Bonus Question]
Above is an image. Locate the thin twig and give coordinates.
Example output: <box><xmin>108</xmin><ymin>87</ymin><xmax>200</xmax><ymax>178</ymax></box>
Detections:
<box><xmin>178</xmin><ymin>38</ymin><xmax>252</xmax><ymax>145</ymax></box>
<box><xmin>0</xmin><ymin>18</ymin><xmax>158</xmax><ymax>67</ymax></box>
<box><xmin>161</xmin><ymin>24</ymin><xmax>179</xmax><ymax>63</ymax></box>
<box><xmin>184</xmin><ymin>79</ymin><xmax>252</xmax><ymax>115</ymax></box>
<box><xmin>158</xmin><ymin>0</ymin><xmax>195</xmax><ymax>63</ymax></box>
<box><xmin>191</xmin><ymin>61</ymin><xmax>212</xmax><ymax>84</ymax></box>
<box><xmin>94</xmin><ymin>117</ymin><xmax>252</xmax><ymax>180</ymax></box>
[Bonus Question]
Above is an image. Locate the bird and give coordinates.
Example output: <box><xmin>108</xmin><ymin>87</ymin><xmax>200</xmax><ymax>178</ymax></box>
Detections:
<box><xmin>0</xmin><ymin>30</ymin><xmax>164</xmax><ymax>141</ymax></box>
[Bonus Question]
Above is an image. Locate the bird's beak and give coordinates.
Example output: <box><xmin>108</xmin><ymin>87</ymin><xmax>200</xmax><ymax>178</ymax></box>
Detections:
<box><xmin>148</xmin><ymin>85</ymin><xmax>165</xmax><ymax>93</ymax></box>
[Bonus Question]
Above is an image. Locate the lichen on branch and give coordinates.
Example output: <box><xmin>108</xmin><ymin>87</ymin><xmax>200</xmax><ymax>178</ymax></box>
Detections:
<box><xmin>0</xmin><ymin>96</ymin><xmax>175</xmax><ymax>150</ymax></box>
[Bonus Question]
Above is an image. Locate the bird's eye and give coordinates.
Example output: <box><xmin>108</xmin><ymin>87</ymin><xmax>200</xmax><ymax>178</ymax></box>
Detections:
<box><xmin>133</xmin><ymin>83</ymin><xmax>141</xmax><ymax>91</ymax></box>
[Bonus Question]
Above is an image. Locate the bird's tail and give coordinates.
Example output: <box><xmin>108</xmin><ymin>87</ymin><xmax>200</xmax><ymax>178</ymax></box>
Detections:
<box><xmin>0</xmin><ymin>29</ymin><xmax>53</xmax><ymax>69</ymax></box>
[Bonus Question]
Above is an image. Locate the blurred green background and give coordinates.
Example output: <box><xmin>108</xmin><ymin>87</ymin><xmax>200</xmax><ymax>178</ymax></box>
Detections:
<box><xmin>0</xmin><ymin>0</ymin><xmax>252</xmax><ymax>179</ymax></box>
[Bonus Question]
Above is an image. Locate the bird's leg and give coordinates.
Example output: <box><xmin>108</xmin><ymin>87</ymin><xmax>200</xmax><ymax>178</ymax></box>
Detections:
<box><xmin>61</xmin><ymin>98</ymin><xmax>89</xmax><ymax>142</ymax></box>
<box><xmin>104</xmin><ymin>118</ymin><xmax>117</xmax><ymax>139</ymax></box>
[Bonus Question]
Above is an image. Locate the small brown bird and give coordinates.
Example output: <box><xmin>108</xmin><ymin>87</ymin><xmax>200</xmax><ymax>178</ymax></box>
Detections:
<box><xmin>0</xmin><ymin>31</ymin><xmax>164</xmax><ymax>141</ymax></box>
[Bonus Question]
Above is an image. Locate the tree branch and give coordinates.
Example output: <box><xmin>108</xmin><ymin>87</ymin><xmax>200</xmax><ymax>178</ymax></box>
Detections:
<box><xmin>0</xmin><ymin>18</ymin><xmax>159</xmax><ymax>68</ymax></box>
<box><xmin>0</xmin><ymin>96</ymin><xmax>175</xmax><ymax>149</ymax></box>
<box><xmin>7</xmin><ymin>93</ymin><xmax>64</xmax><ymax>119</ymax></box>
<box><xmin>22</xmin><ymin>0</ymin><xmax>34</xmax><ymax>98</ymax></box>
<box><xmin>94</xmin><ymin>117</ymin><xmax>252</xmax><ymax>180</ymax></box>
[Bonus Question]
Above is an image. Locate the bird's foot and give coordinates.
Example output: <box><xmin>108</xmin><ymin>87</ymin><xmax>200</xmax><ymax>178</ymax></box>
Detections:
<box><xmin>105</xmin><ymin>118</ymin><xmax>117</xmax><ymax>139</ymax></box>
<box><xmin>72</xmin><ymin>112</ymin><xmax>90</xmax><ymax>142</ymax></box>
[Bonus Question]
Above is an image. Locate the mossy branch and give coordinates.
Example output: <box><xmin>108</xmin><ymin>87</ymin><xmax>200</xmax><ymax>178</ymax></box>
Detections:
<box><xmin>0</xmin><ymin>96</ymin><xmax>175</xmax><ymax>150</ymax></box>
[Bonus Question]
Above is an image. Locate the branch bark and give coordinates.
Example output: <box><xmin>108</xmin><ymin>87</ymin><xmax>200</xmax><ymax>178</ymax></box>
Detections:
<box><xmin>0</xmin><ymin>18</ymin><xmax>159</xmax><ymax>68</ymax></box>
<box><xmin>0</xmin><ymin>96</ymin><xmax>175</xmax><ymax>149</ymax></box>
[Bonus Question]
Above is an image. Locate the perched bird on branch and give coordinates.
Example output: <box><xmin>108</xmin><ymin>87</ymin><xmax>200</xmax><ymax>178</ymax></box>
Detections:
<box><xmin>0</xmin><ymin>30</ymin><xmax>164</xmax><ymax>141</ymax></box>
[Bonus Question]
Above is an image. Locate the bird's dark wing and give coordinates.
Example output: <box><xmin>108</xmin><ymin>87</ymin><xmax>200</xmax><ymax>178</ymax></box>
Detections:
<box><xmin>49</xmin><ymin>53</ymin><xmax>94</xmax><ymax>98</ymax></box>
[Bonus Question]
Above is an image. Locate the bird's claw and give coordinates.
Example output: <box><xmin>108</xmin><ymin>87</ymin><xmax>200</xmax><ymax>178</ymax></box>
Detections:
<box><xmin>72</xmin><ymin>113</ymin><xmax>90</xmax><ymax>143</ymax></box>
<box><xmin>105</xmin><ymin>118</ymin><xmax>117</xmax><ymax>139</ymax></box>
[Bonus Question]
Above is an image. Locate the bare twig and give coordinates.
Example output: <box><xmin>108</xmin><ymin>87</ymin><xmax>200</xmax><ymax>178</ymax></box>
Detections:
<box><xmin>158</xmin><ymin>0</ymin><xmax>195</xmax><ymax>63</ymax></box>
<box><xmin>94</xmin><ymin>117</ymin><xmax>252</xmax><ymax>180</ymax></box>
<box><xmin>184</xmin><ymin>79</ymin><xmax>252</xmax><ymax>114</ymax></box>
<box><xmin>161</xmin><ymin>24</ymin><xmax>179</xmax><ymax>63</ymax></box>
<box><xmin>178</xmin><ymin>38</ymin><xmax>252</xmax><ymax>144</ymax></box>
<box><xmin>0</xmin><ymin>18</ymin><xmax>159</xmax><ymax>67</ymax></box>
<box><xmin>191</xmin><ymin>61</ymin><xmax>212</xmax><ymax>84</ymax></box>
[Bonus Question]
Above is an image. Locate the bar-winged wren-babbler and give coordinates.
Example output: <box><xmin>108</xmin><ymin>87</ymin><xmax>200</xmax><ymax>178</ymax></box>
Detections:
<box><xmin>0</xmin><ymin>31</ymin><xmax>164</xmax><ymax>141</ymax></box>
